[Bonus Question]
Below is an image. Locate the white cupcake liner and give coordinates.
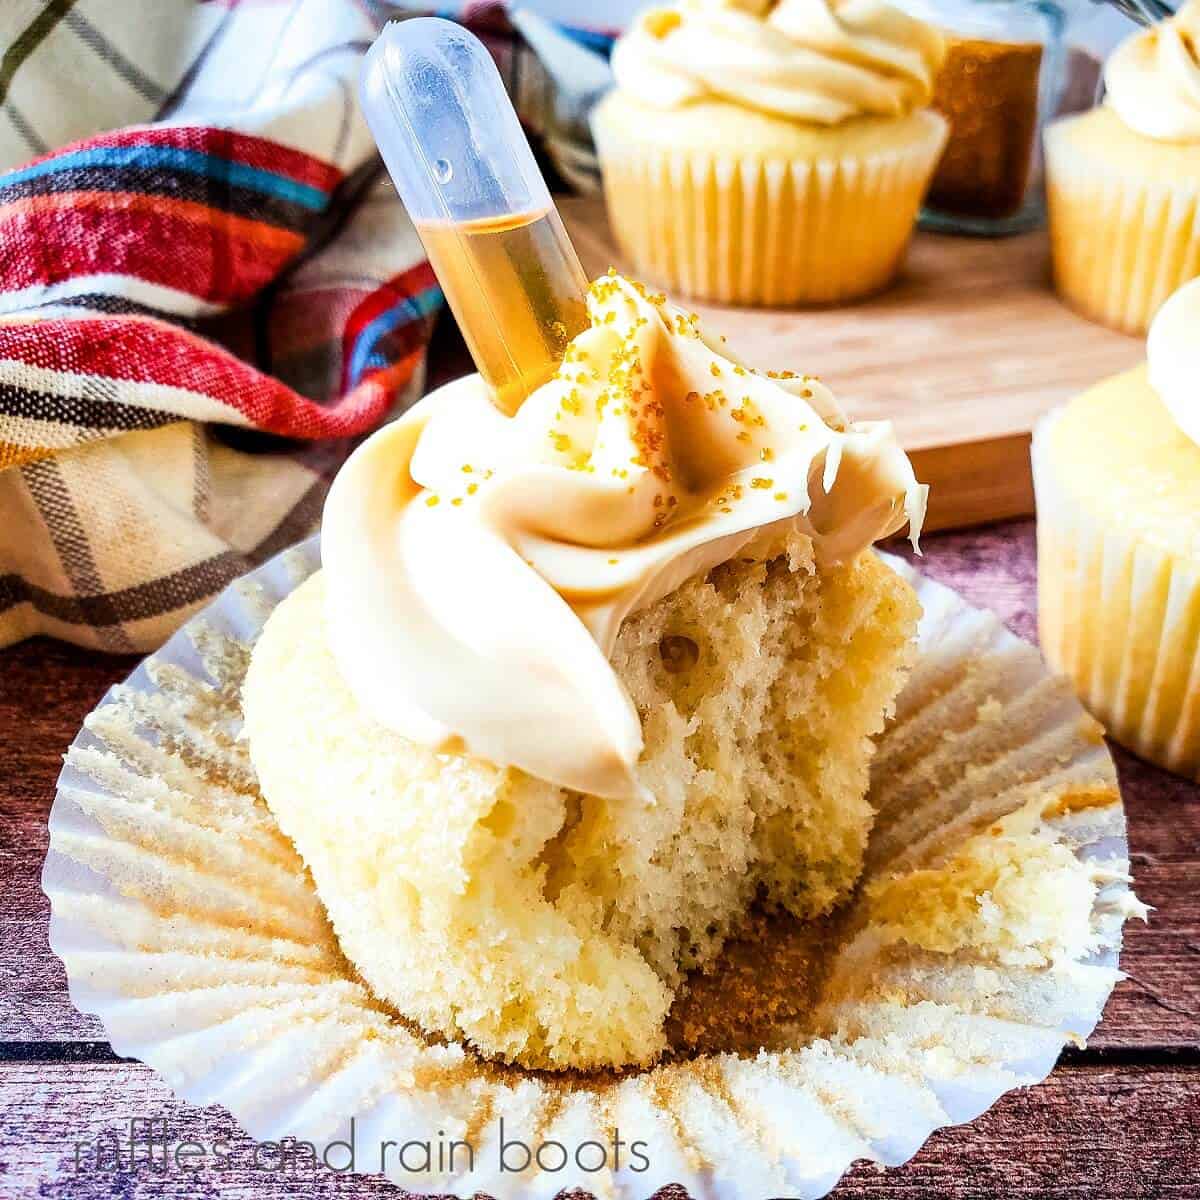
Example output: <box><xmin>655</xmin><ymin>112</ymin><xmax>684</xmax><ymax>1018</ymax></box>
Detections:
<box><xmin>592</xmin><ymin>113</ymin><xmax>947</xmax><ymax>307</ymax></box>
<box><xmin>1045</xmin><ymin>122</ymin><xmax>1200</xmax><ymax>337</ymax></box>
<box><xmin>43</xmin><ymin>535</ymin><xmax>1143</xmax><ymax>1199</ymax></box>
<box><xmin>1034</xmin><ymin>409</ymin><xmax>1200</xmax><ymax>780</ymax></box>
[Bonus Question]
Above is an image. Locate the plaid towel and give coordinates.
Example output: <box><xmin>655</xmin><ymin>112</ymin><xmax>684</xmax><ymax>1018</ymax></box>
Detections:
<box><xmin>0</xmin><ymin>0</ymin><xmax>442</xmax><ymax>653</ymax></box>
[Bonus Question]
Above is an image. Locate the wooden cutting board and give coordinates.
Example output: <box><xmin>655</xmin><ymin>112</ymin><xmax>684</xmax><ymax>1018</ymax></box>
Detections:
<box><xmin>559</xmin><ymin>195</ymin><xmax>1145</xmax><ymax>533</ymax></box>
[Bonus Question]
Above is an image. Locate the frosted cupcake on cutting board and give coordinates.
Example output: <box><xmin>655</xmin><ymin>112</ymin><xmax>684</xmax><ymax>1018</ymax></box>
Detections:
<box><xmin>591</xmin><ymin>0</ymin><xmax>948</xmax><ymax>307</ymax></box>
<box><xmin>1045</xmin><ymin>1</ymin><xmax>1200</xmax><ymax>336</ymax></box>
<box><xmin>1034</xmin><ymin>277</ymin><xmax>1200</xmax><ymax>780</ymax></box>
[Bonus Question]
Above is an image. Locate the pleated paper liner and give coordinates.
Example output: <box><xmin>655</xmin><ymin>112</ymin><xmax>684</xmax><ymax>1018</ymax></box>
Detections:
<box><xmin>592</xmin><ymin>113</ymin><xmax>946</xmax><ymax>307</ymax></box>
<box><xmin>1034</xmin><ymin>409</ymin><xmax>1200</xmax><ymax>781</ymax></box>
<box><xmin>44</xmin><ymin>536</ymin><xmax>1144</xmax><ymax>1200</ymax></box>
<box><xmin>1045</xmin><ymin>118</ymin><xmax>1200</xmax><ymax>338</ymax></box>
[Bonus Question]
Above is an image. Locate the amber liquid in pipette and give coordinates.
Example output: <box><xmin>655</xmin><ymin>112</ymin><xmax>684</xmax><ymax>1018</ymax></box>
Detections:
<box><xmin>416</xmin><ymin>209</ymin><xmax>590</xmax><ymax>415</ymax></box>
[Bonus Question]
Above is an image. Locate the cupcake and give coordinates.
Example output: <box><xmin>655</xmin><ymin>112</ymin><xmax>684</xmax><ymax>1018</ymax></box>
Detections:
<box><xmin>1044</xmin><ymin>1</ymin><xmax>1200</xmax><ymax>336</ymax></box>
<box><xmin>243</xmin><ymin>272</ymin><xmax>928</xmax><ymax>1070</ymax></box>
<box><xmin>590</xmin><ymin>0</ymin><xmax>948</xmax><ymax>307</ymax></box>
<box><xmin>1034</xmin><ymin>277</ymin><xmax>1200</xmax><ymax>780</ymax></box>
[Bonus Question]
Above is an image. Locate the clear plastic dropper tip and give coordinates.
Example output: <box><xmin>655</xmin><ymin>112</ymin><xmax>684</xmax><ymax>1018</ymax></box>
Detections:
<box><xmin>361</xmin><ymin>19</ymin><xmax>590</xmax><ymax>414</ymax></box>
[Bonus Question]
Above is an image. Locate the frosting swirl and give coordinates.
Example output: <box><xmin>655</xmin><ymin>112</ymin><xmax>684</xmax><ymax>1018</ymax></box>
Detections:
<box><xmin>1148</xmin><ymin>276</ymin><xmax>1200</xmax><ymax>447</ymax></box>
<box><xmin>610</xmin><ymin>0</ymin><xmax>944</xmax><ymax>125</ymax></box>
<box><xmin>322</xmin><ymin>274</ymin><xmax>926</xmax><ymax>800</ymax></box>
<box><xmin>1105</xmin><ymin>0</ymin><xmax>1200</xmax><ymax>142</ymax></box>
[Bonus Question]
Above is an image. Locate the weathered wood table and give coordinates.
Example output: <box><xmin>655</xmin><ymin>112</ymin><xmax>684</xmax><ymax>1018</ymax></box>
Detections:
<box><xmin>2</xmin><ymin>518</ymin><xmax>1198</xmax><ymax>1197</ymax></box>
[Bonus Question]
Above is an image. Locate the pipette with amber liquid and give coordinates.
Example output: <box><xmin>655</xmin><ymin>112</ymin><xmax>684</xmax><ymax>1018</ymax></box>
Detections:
<box><xmin>361</xmin><ymin>18</ymin><xmax>590</xmax><ymax>416</ymax></box>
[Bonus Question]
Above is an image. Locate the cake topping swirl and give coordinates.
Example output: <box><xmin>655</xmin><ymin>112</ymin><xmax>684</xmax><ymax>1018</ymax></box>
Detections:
<box><xmin>322</xmin><ymin>274</ymin><xmax>925</xmax><ymax>800</ymax></box>
<box><xmin>1105</xmin><ymin>0</ymin><xmax>1200</xmax><ymax>143</ymax></box>
<box><xmin>610</xmin><ymin>0</ymin><xmax>945</xmax><ymax>125</ymax></box>
<box><xmin>1148</xmin><ymin>277</ymin><xmax>1200</xmax><ymax>447</ymax></box>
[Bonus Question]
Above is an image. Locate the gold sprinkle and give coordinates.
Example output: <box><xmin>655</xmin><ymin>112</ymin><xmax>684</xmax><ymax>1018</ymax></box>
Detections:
<box><xmin>425</xmin><ymin>495</ymin><xmax>440</xmax><ymax>507</ymax></box>
<box><xmin>461</xmin><ymin>464</ymin><xmax>473</xmax><ymax>474</ymax></box>
<box><xmin>709</xmin><ymin>362</ymin><xmax>722</xmax><ymax>377</ymax></box>
<box><xmin>774</xmin><ymin>491</ymin><xmax>787</xmax><ymax>501</ymax></box>
<box><xmin>760</xmin><ymin>447</ymin><xmax>774</xmax><ymax>462</ymax></box>
<box><xmin>451</xmin><ymin>497</ymin><xmax>463</xmax><ymax>506</ymax></box>
<box><xmin>467</xmin><ymin>482</ymin><xmax>479</xmax><ymax>495</ymax></box>
<box><xmin>751</xmin><ymin>477</ymin><xmax>773</xmax><ymax>489</ymax></box>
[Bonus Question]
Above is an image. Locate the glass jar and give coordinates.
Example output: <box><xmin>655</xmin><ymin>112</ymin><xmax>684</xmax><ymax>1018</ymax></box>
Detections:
<box><xmin>899</xmin><ymin>0</ymin><xmax>1079</xmax><ymax>235</ymax></box>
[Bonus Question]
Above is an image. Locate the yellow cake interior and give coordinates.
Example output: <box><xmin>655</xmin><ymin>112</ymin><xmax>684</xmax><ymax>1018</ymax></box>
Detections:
<box><xmin>243</xmin><ymin>533</ymin><xmax>920</xmax><ymax>1071</ymax></box>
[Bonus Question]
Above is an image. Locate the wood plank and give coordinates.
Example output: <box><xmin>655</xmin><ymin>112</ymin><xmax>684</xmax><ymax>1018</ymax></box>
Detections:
<box><xmin>0</xmin><ymin>1061</ymin><xmax>1195</xmax><ymax>1197</ymax></box>
<box><xmin>2</xmin><ymin>523</ymin><xmax>1196</xmax><ymax>1049</ymax></box>
<box><xmin>559</xmin><ymin>194</ymin><xmax>1146</xmax><ymax>532</ymax></box>
<box><xmin>1093</xmin><ymin>858</ymin><xmax>1200</xmax><ymax>1051</ymax></box>
<box><xmin>1</xmin><ymin>636</ymin><xmax>131</xmax><ymax>1043</ymax></box>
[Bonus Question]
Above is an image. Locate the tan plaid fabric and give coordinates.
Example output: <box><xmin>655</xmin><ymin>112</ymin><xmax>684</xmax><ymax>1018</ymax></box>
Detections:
<box><xmin>0</xmin><ymin>0</ymin><xmax>435</xmax><ymax>652</ymax></box>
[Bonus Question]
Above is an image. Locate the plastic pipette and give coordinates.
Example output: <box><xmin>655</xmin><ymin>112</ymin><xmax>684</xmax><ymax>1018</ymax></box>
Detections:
<box><xmin>361</xmin><ymin>18</ymin><xmax>591</xmax><ymax>416</ymax></box>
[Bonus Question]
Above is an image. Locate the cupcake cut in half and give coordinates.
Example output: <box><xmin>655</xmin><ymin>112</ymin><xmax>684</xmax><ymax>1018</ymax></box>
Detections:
<box><xmin>591</xmin><ymin>0</ymin><xmax>948</xmax><ymax>307</ymax></box>
<box><xmin>243</xmin><ymin>274</ymin><xmax>927</xmax><ymax>1070</ymax></box>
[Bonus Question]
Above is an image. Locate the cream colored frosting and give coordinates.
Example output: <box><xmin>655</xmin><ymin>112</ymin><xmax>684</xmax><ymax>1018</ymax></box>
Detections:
<box><xmin>322</xmin><ymin>274</ymin><xmax>926</xmax><ymax>800</ymax></box>
<box><xmin>1105</xmin><ymin>0</ymin><xmax>1200</xmax><ymax>142</ymax></box>
<box><xmin>1147</xmin><ymin>276</ymin><xmax>1200</xmax><ymax>447</ymax></box>
<box><xmin>609</xmin><ymin>0</ymin><xmax>944</xmax><ymax>125</ymax></box>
